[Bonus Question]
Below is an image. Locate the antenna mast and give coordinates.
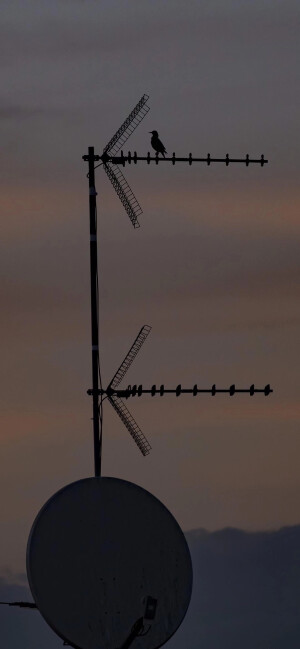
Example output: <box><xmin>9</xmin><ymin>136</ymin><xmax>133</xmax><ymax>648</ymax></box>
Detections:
<box><xmin>84</xmin><ymin>96</ymin><xmax>150</xmax><ymax>475</ymax></box>
<box><xmin>87</xmin><ymin>146</ymin><xmax>101</xmax><ymax>477</ymax></box>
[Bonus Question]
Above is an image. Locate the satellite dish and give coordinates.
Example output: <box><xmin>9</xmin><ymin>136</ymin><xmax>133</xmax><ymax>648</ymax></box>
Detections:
<box><xmin>27</xmin><ymin>477</ymin><xmax>192</xmax><ymax>649</ymax></box>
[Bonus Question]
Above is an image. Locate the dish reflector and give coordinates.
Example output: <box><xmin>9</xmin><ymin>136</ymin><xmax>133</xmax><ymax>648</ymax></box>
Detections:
<box><xmin>27</xmin><ymin>477</ymin><xmax>192</xmax><ymax>649</ymax></box>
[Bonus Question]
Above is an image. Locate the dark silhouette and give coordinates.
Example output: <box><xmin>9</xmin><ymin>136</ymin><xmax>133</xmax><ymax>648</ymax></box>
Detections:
<box><xmin>118</xmin><ymin>617</ymin><xmax>146</xmax><ymax>649</ymax></box>
<box><xmin>0</xmin><ymin>601</ymin><xmax>36</xmax><ymax>608</ymax></box>
<box><xmin>1</xmin><ymin>526</ymin><xmax>300</xmax><ymax>648</ymax></box>
<box><xmin>149</xmin><ymin>130</ymin><xmax>167</xmax><ymax>157</ymax></box>
<box><xmin>83</xmin><ymin>95</ymin><xmax>269</xmax><ymax>477</ymax></box>
<box><xmin>86</xmin><ymin>320</ymin><xmax>272</xmax><ymax>459</ymax></box>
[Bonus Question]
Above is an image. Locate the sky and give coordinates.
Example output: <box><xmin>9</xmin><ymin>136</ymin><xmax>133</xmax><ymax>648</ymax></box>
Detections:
<box><xmin>0</xmin><ymin>0</ymin><xmax>300</xmax><ymax>645</ymax></box>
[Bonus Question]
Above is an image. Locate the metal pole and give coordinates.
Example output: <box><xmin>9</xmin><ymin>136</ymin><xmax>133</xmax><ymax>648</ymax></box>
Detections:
<box><xmin>87</xmin><ymin>146</ymin><xmax>101</xmax><ymax>476</ymax></box>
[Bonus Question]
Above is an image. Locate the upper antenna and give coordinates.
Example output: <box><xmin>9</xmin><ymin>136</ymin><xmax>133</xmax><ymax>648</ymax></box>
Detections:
<box><xmin>84</xmin><ymin>93</ymin><xmax>268</xmax><ymax>229</ymax></box>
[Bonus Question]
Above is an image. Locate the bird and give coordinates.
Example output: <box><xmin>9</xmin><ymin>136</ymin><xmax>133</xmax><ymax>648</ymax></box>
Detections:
<box><xmin>149</xmin><ymin>130</ymin><xmax>167</xmax><ymax>158</ymax></box>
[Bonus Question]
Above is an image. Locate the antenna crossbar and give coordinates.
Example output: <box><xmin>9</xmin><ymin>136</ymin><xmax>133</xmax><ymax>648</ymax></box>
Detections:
<box><xmin>94</xmin><ymin>383</ymin><xmax>272</xmax><ymax>397</ymax></box>
<box><xmin>104</xmin><ymin>152</ymin><xmax>268</xmax><ymax>166</ymax></box>
<box><xmin>103</xmin><ymin>162</ymin><xmax>142</xmax><ymax>228</ymax></box>
<box><xmin>103</xmin><ymin>94</ymin><xmax>150</xmax><ymax>156</ymax></box>
<box><xmin>108</xmin><ymin>395</ymin><xmax>151</xmax><ymax>456</ymax></box>
<box><xmin>109</xmin><ymin>325</ymin><xmax>152</xmax><ymax>389</ymax></box>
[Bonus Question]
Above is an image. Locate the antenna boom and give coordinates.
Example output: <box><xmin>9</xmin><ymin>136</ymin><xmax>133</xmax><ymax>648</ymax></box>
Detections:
<box><xmin>106</xmin><ymin>152</ymin><xmax>268</xmax><ymax>166</ymax></box>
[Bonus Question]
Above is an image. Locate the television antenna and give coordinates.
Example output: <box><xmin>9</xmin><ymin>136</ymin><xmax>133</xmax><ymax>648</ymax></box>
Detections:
<box><xmin>83</xmin><ymin>93</ymin><xmax>268</xmax><ymax>230</ymax></box>
<box><xmin>3</xmin><ymin>95</ymin><xmax>273</xmax><ymax>649</ymax></box>
<box><xmin>82</xmin><ymin>94</ymin><xmax>272</xmax><ymax>477</ymax></box>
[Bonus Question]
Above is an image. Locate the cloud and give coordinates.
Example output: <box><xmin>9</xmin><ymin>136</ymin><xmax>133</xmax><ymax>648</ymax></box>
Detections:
<box><xmin>169</xmin><ymin>525</ymin><xmax>300</xmax><ymax>648</ymax></box>
<box><xmin>0</xmin><ymin>568</ymin><xmax>28</xmax><ymax>586</ymax></box>
<box><xmin>0</xmin><ymin>573</ymin><xmax>59</xmax><ymax>648</ymax></box>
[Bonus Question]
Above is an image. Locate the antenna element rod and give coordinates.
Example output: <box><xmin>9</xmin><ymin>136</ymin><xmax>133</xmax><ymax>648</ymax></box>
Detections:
<box><xmin>87</xmin><ymin>147</ymin><xmax>101</xmax><ymax>477</ymax></box>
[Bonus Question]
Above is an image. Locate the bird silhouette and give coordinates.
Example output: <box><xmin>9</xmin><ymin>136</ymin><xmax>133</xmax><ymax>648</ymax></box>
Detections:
<box><xmin>149</xmin><ymin>130</ymin><xmax>167</xmax><ymax>158</ymax></box>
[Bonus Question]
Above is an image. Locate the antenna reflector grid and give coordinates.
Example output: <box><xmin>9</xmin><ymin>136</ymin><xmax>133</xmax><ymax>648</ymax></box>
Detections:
<box><xmin>103</xmin><ymin>162</ymin><xmax>142</xmax><ymax>228</ymax></box>
<box><xmin>103</xmin><ymin>93</ymin><xmax>150</xmax><ymax>156</ymax></box>
<box><xmin>109</xmin><ymin>325</ymin><xmax>152</xmax><ymax>389</ymax></box>
<box><xmin>108</xmin><ymin>395</ymin><xmax>151</xmax><ymax>456</ymax></box>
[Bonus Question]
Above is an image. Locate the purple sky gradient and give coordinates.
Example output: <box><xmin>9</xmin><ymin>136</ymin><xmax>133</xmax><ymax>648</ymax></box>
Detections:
<box><xmin>1</xmin><ymin>0</ymin><xmax>300</xmax><ymax>584</ymax></box>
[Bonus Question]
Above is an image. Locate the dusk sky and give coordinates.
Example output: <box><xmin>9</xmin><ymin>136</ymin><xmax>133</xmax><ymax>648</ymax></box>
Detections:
<box><xmin>1</xmin><ymin>1</ymin><xmax>300</xmax><ymax>647</ymax></box>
